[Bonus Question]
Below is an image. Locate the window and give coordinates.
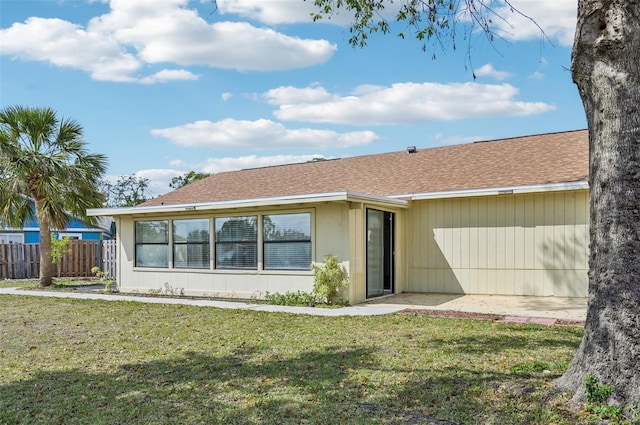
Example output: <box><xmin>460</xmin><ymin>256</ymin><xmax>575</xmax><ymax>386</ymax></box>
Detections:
<box><xmin>173</xmin><ymin>219</ymin><xmax>210</xmax><ymax>269</ymax></box>
<box><xmin>135</xmin><ymin>220</ymin><xmax>169</xmax><ymax>268</ymax></box>
<box><xmin>263</xmin><ymin>213</ymin><xmax>311</xmax><ymax>270</ymax></box>
<box><xmin>58</xmin><ymin>233</ymin><xmax>81</xmax><ymax>240</ymax></box>
<box><xmin>0</xmin><ymin>233</ymin><xmax>24</xmax><ymax>244</ymax></box>
<box><xmin>215</xmin><ymin>216</ymin><xmax>257</xmax><ymax>269</ymax></box>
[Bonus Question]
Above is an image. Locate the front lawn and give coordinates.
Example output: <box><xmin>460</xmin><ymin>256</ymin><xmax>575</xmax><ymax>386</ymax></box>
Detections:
<box><xmin>0</xmin><ymin>295</ymin><xmax>589</xmax><ymax>424</ymax></box>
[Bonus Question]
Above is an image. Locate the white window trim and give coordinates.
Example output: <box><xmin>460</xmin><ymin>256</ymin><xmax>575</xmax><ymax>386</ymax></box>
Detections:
<box><xmin>58</xmin><ymin>232</ymin><xmax>83</xmax><ymax>240</ymax></box>
<box><xmin>131</xmin><ymin>208</ymin><xmax>315</xmax><ymax>274</ymax></box>
<box><xmin>0</xmin><ymin>233</ymin><xmax>25</xmax><ymax>244</ymax></box>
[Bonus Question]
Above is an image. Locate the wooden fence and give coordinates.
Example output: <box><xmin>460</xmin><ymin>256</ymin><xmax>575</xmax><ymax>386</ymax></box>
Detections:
<box><xmin>0</xmin><ymin>243</ymin><xmax>39</xmax><ymax>279</ymax></box>
<box><xmin>102</xmin><ymin>239</ymin><xmax>117</xmax><ymax>280</ymax></box>
<box><xmin>0</xmin><ymin>240</ymin><xmax>114</xmax><ymax>280</ymax></box>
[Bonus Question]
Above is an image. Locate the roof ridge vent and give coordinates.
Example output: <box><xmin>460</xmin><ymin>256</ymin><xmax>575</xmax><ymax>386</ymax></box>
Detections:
<box><xmin>407</xmin><ymin>146</ymin><xmax>417</xmax><ymax>154</ymax></box>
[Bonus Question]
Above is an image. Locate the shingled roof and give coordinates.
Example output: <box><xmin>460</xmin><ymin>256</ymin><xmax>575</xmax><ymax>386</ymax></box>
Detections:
<box><xmin>141</xmin><ymin>129</ymin><xmax>589</xmax><ymax>207</ymax></box>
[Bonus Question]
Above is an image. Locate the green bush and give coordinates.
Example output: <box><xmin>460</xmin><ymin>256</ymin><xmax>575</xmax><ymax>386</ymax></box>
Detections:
<box><xmin>264</xmin><ymin>290</ymin><xmax>322</xmax><ymax>306</ymax></box>
<box><xmin>311</xmin><ymin>255</ymin><xmax>349</xmax><ymax>304</ymax></box>
<box><xmin>51</xmin><ymin>235</ymin><xmax>71</xmax><ymax>278</ymax></box>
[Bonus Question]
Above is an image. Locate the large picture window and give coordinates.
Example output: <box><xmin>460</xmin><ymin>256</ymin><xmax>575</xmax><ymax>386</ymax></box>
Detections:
<box><xmin>135</xmin><ymin>220</ymin><xmax>169</xmax><ymax>268</ymax></box>
<box><xmin>173</xmin><ymin>219</ymin><xmax>210</xmax><ymax>269</ymax></box>
<box><xmin>215</xmin><ymin>216</ymin><xmax>257</xmax><ymax>269</ymax></box>
<box><xmin>263</xmin><ymin>213</ymin><xmax>311</xmax><ymax>270</ymax></box>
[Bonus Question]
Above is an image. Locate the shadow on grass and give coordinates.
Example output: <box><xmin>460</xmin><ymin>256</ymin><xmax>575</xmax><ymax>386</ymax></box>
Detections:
<box><xmin>0</xmin><ymin>341</ymin><xmax>553</xmax><ymax>425</ymax></box>
<box><xmin>425</xmin><ymin>325</ymin><xmax>583</xmax><ymax>355</ymax></box>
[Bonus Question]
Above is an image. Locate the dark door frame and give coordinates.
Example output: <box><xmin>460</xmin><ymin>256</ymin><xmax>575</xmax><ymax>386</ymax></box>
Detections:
<box><xmin>366</xmin><ymin>208</ymin><xmax>395</xmax><ymax>298</ymax></box>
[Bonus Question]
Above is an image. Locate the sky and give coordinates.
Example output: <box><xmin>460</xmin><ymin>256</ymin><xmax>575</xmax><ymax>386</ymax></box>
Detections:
<box><xmin>0</xmin><ymin>0</ymin><xmax>585</xmax><ymax>197</ymax></box>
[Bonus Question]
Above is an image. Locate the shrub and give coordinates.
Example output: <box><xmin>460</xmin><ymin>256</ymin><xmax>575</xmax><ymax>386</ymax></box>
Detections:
<box><xmin>91</xmin><ymin>266</ymin><xmax>116</xmax><ymax>292</ymax></box>
<box><xmin>264</xmin><ymin>290</ymin><xmax>322</xmax><ymax>306</ymax></box>
<box><xmin>51</xmin><ymin>235</ymin><xmax>71</xmax><ymax>278</ymax></box>
<box><xmin>311</xmin><ymin>255</ymin><xmax>349</xmax><ymax>304</ymax></box>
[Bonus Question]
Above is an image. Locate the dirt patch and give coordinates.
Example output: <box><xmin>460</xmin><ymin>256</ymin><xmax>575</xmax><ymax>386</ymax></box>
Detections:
<box><xmin>399</xmin><ymin>308</ymin><xmax>585</xmax><ymax>327</ymax></box>
<box><xmin>398</xmin><ymin>308</ymin><xmax>504</xmax><ymax>321</ymax></box>
<box><xmin>554</xmin><ymin>319</ymin><xmax>586</xmax><ymax>327</ymax></box>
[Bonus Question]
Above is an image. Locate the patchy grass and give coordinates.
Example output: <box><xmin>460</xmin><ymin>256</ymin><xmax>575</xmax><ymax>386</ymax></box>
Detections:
<box><xmin>0</xmin><ymin>279</ymin><xmax>35</xmax><ymax>289</ymax></box>
<box><xmin>0</xmin><ymin>277</ymin><xmax>99</xmax><ymax>290</ymax></box>
<box><xmin>0</xmin><ymin>295</ymin><xmax>592</xmax><ymax>424</ymax></box>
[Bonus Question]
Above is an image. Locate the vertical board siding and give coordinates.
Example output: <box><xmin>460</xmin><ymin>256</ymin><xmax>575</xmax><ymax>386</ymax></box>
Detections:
<box><xmin>407</xmin><ymin>190</ymin><xmax>589</xmax><ymax>297</ymax></box>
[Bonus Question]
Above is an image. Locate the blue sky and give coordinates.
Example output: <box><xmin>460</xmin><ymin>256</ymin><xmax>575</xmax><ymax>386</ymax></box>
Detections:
<box><xmin>1</xmin><ymin>0</ymin><xmax>585</xmax><ymax>196</ymax></box>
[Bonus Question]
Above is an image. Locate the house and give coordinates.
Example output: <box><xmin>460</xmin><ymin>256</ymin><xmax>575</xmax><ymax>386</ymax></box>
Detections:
<box><xmin>88</xmin><ymin>129</ymin><xmax>589</xmax><ymax>304</ymax></box>
<box><xmin>0</xmin><ymin>200</ymin><xmax>114</xmax><ymax>244</ymax></box>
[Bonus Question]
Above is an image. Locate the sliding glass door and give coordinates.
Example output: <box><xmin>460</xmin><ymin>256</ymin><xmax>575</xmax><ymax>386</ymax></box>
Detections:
<box><xmin>366</xmin><ymin>209</ymin><xmax>394</xmax><ymax>298</ymax></box>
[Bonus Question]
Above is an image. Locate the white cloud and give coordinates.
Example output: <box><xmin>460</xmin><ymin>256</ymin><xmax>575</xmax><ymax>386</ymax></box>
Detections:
<box><xmin>151</xmin><ymin>118</ymin><xmax>379</xmax><ymax>149</ymax></box>
<box><xmin>216</xmin><ymin>0</ymin><xmax>319</xmax><ymax>25</ymax></box>
<box><xmin>221</xmin><ymin>92</ymin><xmax>233</xmax><ymax>101</ymax></box>
<box><xmin>218</xmin><ymin>0</ymin><xmax>577</xmax><ymax>47</ymax></box>
<box><xmin>265</xmin><ymin>82</ymin><xmax>555</xmax><ymax>125</ymax></box>
<box><xmin>474</xmin><ymin>64</ymin><xmax>511</xmax><ymax>81</ymax></box>
<box><xmin>263</xmin><ymin>86</ymin><xmax>337</xmax><ymax>105</ymax></box>
<box><xmin>169</xmin><ymin>159</ymin><xmax>189</xmax><ymax>168</ymax></box>
<box><xmin>136</xmin><ymin>154</ymin><xmax>331</xmax><ymax>195</ymax></box>
<box><xmin>134</xmin><ymin>168</ymin><xmax>184</xmax><ymax>196</ymax></box>
<box><xmin>90</xmin><ymin>0</ymin><xmax>336</xmax><ymax>71</ymax></box>
<box><xmin>139</xmin><ymin>69</ymin><xmax>200</xmax><ymax>84</ymax></box>
<box><xmin>216</xmin><ymin>0</ymin><xmax>360</xmax><ymax>26</ymax></box>
<box><xmin>433</xmin><ymin>133</ymin><xmax>487</xmax><ymax>146</ymax></box>
<box><xmin>201</xmin><ymin>154</ymin><xmax>327</xmax><ymax>174</ymax></box>
<box><xmin>0</xmin><ymin>0</ymin><xmax>336</xmax><ymax>82</ymax></box>
<box><xmin>0</xmin><ymin>17</ymin><xmax>141</xmax><ymax>82</ymax></box>
<box><xmin>492</xmin><ymin>0</ymin><xmax>577</xmax><ymax>47</ymax></box>
<box><xmin>529</xmin><ymin>71</ymin><xmax>545</xmax><ymax>80</ymax></box>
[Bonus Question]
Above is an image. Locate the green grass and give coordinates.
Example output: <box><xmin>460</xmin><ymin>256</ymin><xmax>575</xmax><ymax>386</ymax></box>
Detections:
<box><xmin>0</xmin><ymin>280</ymin><xmax>35</xmax><ymax>288</ymax></box>
<box><xmin>0</xmin><ymin>277</ymin><xmax>99</xmax><ymax>290</ymax></box>
<box><xmin>0</xmin><ymin>295</ymin><xmax>591</xmax><ymax>424</ymax></box>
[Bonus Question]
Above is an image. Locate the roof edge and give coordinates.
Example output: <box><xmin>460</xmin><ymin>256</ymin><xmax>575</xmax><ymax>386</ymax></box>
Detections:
<box><xmin>394</xmin><ymin>181</ymin><xmax>590</xmax><ymax>201</ymax></box>
<box><xmin>87</xmin><ymin>191</ymin><xmax>408</xmax><ymax>216</ymax></box>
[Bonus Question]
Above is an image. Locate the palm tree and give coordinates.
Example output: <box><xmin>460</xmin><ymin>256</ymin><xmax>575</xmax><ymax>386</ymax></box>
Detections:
<box><xmin>0</xmin><ymin>106</ymin><xmax>107</xmax><ymax>286</ymax></box>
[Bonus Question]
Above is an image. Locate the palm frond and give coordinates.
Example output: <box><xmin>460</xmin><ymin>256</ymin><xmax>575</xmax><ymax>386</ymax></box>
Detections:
<box><xmin>0</xmin><ymin>105</ymin><xmax>108</xmax><ymax>235</ymax></box>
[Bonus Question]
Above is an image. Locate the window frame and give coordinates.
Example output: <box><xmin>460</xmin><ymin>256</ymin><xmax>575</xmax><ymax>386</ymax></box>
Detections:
<box><xmin>58</xmin><ymin>232</ymin><xmax>82</xmax><ymax>240</ymax></box>
<box><xmin>262</xmin><ymin>212</ymin><xmax>312</xmax><ymax>271</ymax></box>
<box><xmin>134</xmin><ymin>220</ymin><xmax>169</xmax><ymax>268</ymax></box>
<box><xmin>172</xmin><ymin>218</ymin><xmax>211</xmax><ymax>270</ymax></box>
<box><xmin>214</xmin><ymin>215</ymin><xmax>258</xmax><ymax>270</ymax></box>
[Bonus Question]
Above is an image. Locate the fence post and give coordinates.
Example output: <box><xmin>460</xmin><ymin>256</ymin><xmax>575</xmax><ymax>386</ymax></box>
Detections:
<box><xmin>0</xmin><ymin>241</ymin><xmax>6</xmax><ymax>279</ymax></box>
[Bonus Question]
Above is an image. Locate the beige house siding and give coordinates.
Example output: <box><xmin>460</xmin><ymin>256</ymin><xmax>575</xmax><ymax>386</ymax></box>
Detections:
<box><xmin>114</xmin><ymin>203</ymin><xmax>353</xmax><ymax>300</ymax></box>
<box><xmin>407</xmin><ymin>190</ymin><xmax>589</xmax><ymax>297</ymax></box>
<box><xmin>348</xmin><ymin>202</ymin><xmax>366</xmax><ymax>304</ymax></box>
<box><xmin>108</xmin><ymin>189</ymin><xmax>587</xmax><ymax>302</ymax></box>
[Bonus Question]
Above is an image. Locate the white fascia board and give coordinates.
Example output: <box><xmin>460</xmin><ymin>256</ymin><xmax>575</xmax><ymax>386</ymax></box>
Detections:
<box><xmin>7</xmin><ymin>227</ymin><xmax>107</xmax><ymax>233</ymax></box>
<box><xmin>394</xmin><ymin>181</ymin><xmax>590</xmax><ymax>201</ymax></box>
<box><xmin>87</xmin><ymin>191</ymin><xmax>408</xmax><ymax>217</ymax></box>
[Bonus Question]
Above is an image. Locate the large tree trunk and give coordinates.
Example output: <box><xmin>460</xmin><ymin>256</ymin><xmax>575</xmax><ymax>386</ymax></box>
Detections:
<box><xmin>36</xmin><ymin>200</ymin><xmax>54</xmax><ymax>287</ymax></box>
<box><xmin>555</xmin><ymin>0</ymin><xmax>640</xmax><ymax>410</ymax></box>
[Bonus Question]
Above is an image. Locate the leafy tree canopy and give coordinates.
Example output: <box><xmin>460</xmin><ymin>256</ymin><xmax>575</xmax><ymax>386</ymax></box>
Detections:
<box><xmin>169</xmin><ymin>170</ymin><xmax>211</xmax><ymax>189</ymax></box>
<box><xmin>101</xmin><ymin>175</ymin><xmax>152</xmax><ymax>208</ymax></box>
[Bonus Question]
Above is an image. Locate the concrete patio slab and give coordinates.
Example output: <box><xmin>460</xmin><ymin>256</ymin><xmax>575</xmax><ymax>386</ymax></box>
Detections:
<box><xmin>362</xmin><ymin>293</ymin><xmax>587</xmax><ymax>322</ymax></box>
